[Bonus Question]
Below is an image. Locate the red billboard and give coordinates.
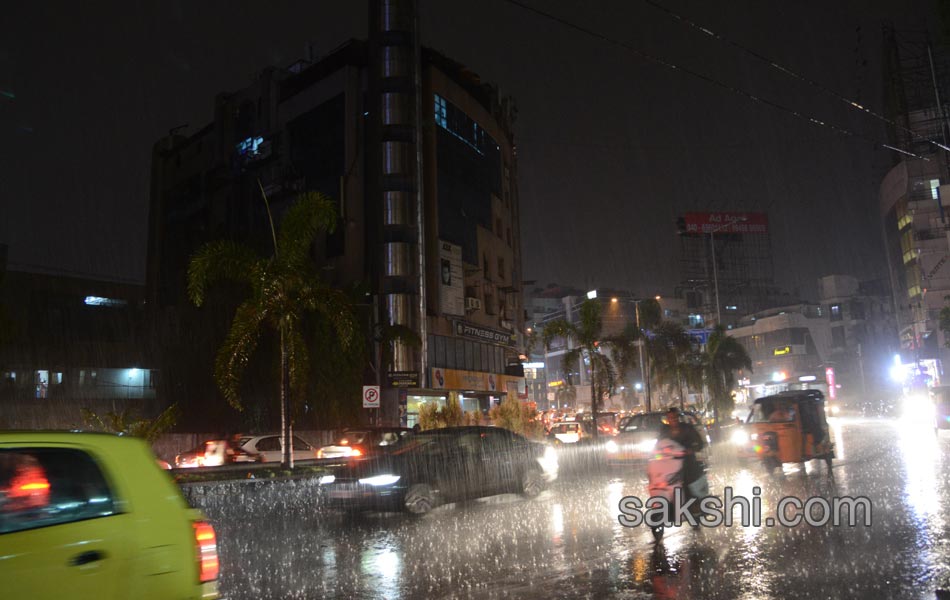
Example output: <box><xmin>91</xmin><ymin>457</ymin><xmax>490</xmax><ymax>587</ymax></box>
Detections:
<box><xmin>680</xmin><ymin>212</ymin><xmax>769</xmax><ymax>234</ymax></box>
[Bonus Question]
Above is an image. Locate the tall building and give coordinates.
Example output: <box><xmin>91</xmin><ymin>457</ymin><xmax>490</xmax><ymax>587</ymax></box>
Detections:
<box><xmin>676</xmin><ymin>212</ymin><xmax>780</xmax><ymax>328</ymax></box>
<box><xmin>879</xmin><ymin>27</ymin><xmax>950</xmax><ymax>376</ymax></box>
<box><xmin>147</xmin><ymin>1</ymin><xmax>525</xmax><ymax>428</ymax></box>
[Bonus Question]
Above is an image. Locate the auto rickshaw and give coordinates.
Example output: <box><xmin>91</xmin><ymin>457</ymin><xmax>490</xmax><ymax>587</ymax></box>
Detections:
<box><xmin>740</xmin><ymin>390</ymin><xmax>835</xmax><ymax>474</ymax></box>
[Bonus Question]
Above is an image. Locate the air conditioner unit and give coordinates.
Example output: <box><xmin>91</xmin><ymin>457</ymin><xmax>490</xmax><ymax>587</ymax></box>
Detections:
<box><xmin>465</xmin><ymin>297</ymin><xmax>482</xmax><ymax>311</ymax></box>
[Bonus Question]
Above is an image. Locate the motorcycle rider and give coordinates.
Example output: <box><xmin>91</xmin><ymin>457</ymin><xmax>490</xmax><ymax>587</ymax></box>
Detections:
<box><xmin>658</xmin><ymin>407</ymin><xmax>706</xmax><ymax>500</ymax></box>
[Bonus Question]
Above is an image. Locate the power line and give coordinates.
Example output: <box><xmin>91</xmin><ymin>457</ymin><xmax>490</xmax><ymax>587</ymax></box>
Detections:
<box><xmin>499</xmin><ymin>0</ymin><xmax>929</xmax><ymax>161</ymax></box>
<box><xmin>641</xmin><ymin>0</ymin><xmax>950</xmax><ymax>154</ymax></box>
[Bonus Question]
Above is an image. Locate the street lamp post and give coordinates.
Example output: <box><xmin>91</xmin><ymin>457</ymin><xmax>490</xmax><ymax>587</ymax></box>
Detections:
<box><xmin>707</xmin><ymin>217</ymin><xmax>747</xmax><ymax>327</ymax></box>
<box><xmin>634</xmin><ymin>300</ymin><xmax>648</xmax><ymax>411</ymax></box>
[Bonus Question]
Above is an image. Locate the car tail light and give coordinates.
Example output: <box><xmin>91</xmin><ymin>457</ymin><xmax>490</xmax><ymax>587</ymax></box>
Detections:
<box><xmin>317</xmin><ymin>448</ymin><xmax>324</xmax><ymax>458</ymax></box>
<box><xmin>350</xmin><ymin>447</ymin><xmax>363</xmax><ymax>457</ymax></box>
<box><xmin>193</xmin><ymin>521</ymin><xmax>219</xmax><ymax>583</ymax></box>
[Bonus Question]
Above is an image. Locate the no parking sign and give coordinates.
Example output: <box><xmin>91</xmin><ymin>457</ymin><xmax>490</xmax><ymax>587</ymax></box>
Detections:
<box><xmin>362</xmin><ymin>385</ymin><xmax>380</xmax><ymax>408</ymax></box>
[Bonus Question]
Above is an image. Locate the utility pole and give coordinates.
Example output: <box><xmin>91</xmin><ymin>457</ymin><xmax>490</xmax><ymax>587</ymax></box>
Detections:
<box><xmin>635</xmin><ymin>299</ymin><xmax>650</xmax><ymax>412</ymax></box>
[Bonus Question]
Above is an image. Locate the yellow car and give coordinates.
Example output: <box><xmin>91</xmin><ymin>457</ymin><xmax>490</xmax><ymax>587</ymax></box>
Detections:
<box><xmin>0</xmin><ymin>432</ymin><xmax>219</xmax><ymax>599</ymax></box>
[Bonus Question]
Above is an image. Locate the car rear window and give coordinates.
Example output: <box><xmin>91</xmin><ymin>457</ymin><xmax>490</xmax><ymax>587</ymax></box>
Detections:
<box><xmin>0</xmin><ymin>448</ymin><xmax>118</xmax><ymax>535</ymax></box>
<box><xmin>339</xmin><ymin>431</ymin><xmax>370</xmax><ymax>445</ymax></box>
<box><xmin>554</xmin><ymin>423</ymin><xmax>579</xmax><ymax>433</ymax></box>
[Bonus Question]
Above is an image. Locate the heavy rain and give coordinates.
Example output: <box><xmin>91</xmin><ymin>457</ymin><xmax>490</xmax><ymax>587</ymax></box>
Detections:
<box><xmin>2</xmin><ymin>2</ymin><xmax>950</xmax><ymax>600</ymax></box>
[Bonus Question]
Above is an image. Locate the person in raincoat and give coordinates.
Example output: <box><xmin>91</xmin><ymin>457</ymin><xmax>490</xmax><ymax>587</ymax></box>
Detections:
<box><xmin>657</xmin><ymin>408</ymin><xmax>706</xmax><ymax>498</ymax></box>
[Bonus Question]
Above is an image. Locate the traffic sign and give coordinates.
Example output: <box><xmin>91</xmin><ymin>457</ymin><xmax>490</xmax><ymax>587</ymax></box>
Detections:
<box><xmin>362</xmin><ymin>385</ymin><xmax>381</xmax><ymax>408</ymax></box>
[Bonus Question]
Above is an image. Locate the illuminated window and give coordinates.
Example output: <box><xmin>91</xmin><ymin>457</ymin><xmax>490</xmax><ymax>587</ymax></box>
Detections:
<box><xmin>236</xmin><ymin>136</ymin><xmax>264</xmax><ymax>157</ymax></box>
<box><xmin>84</xmin><ymin>296</ymin><xmax>127</xmax><ymax>308</ymax></box>
<box><xmin>830</xmin><ymin>304</ymin><xmax>842</xmax><ymax>321</ymax></box>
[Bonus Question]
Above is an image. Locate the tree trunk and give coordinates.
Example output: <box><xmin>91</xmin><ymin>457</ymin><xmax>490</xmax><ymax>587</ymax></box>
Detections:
<box><xmin>280</xmin><ymin>323</ymin><xmax>294</xmax><ymax>470</ymax></box>
<box><xmin>645</xmin><ymin>356</ymin><xmax>652</xmax><ymax>413</ymax></box>
<box><xmin>678</xmin><ymin>376</ymin><xmax>685</xmax><ymax>411</ymax></box>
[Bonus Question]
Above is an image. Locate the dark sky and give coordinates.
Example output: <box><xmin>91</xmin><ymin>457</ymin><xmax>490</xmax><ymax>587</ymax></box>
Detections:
<box><xmin>0</xmin><ymin>1</ymin><xmax>937</xmax><ymax>300</ymax></box>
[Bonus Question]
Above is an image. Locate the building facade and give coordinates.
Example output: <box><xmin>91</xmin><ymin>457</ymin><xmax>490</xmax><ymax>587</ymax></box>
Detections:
<box><xmin>728</xmin><ymin>275</ymin><xmax>897</xmax><ymax>411</ymax></box>
<box><xmin>676</xmin><ymin>211</ymin><xmax>781</xmax><ymax>328</ymax></box>
<box><xmin>147</xmin><ymin>2</ymin><xmax>525</xmax><ymax>429</ymax></box>
<box><xmin>0</xmin><ymin>258</ymin><xmax>156</xmax><ymax>429</ymax></box>
<box><xmin>878</xmin><ymin>27</ymin><xmax>950</xmax><ymax>384</ymax></box>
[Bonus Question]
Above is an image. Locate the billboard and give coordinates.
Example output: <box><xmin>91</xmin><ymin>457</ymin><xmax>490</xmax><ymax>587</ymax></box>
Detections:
<box><xmin>680</xmin><ymin>212</ymin><xmax>768</xmax><ymax>234</ymax></box>
<box><xmin>439</xmin><ymin>240</ymin><xmax>465</xmax><ymax>316</ymax></box>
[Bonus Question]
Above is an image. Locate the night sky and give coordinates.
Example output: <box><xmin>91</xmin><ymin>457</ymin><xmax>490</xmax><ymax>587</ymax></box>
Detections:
<box><xmin>0</xmin><ymin>1</ymin><xmax>937</xmax><ymax>300</ymax></box>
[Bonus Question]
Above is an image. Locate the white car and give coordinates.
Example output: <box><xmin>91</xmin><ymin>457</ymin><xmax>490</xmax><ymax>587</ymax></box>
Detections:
<box><xmin>237</xmin><ymin>434</ymin><xmax>318</xmax><ymax>463</ymax></box>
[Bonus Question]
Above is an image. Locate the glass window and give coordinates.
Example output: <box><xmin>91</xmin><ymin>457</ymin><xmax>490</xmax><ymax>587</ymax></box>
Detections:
<box><xmin>829</xmin><ymin>304</ymin><xmax>842</xmax><ymax>321</ymax></box>
<box><xmin>292</xmin><ymin>436</ymin><xmax>312</xmax><ymax>451</ymax></box>
<box><xmin>256</xmin><ymin>437</ymin><xmax>280</xmax><ymax>452</ymax></box>
<box><xmin>0</xmin><ymin>448</ymin><xmax>118</xmax><ymax>534</ymax></box>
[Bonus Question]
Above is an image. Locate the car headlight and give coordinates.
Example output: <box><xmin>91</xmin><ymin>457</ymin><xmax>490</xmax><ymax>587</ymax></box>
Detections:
<box><xmin>635</xmin><ymin>438</ymin><xmax>657</xmax><ymax>452</ymax></box>
<box><xmin>731</xmin><ymin>429</ymin><xmax>750</xmax><ymax>445</ymax></box>
<box><xmin>831</xmin><ymin>405</ymin><xmax>840</xmax><ymax>415</ymax></box>
<box><xmin>318</xmin><ymin>475</ymin><xmax>335</xmax><ymax>485</ymax></box>
<box><xmin>605</xmin><ymin>440</ymin><xmax>619</xmax><ymax>454</ymax></box>
<box><xmin>358</xmin><ymin>474</ymin><xmax>401</xmax><ymax>486</ymax></box>
<box><xmin>538</xmin><ymin>445</ymin><xmax>559</xmax><ymax>477</ymax></box>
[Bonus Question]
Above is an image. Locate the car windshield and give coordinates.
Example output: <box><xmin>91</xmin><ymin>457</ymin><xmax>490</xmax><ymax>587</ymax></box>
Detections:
<box><xmin>620</xmin><ymin>414</ymin><xmax>666</xmax><ymax>433</ymax></box>
<box><xmin>749</xmin><ymin>401</ymin><xmax>797</xmax><ymax>423</ymax></box>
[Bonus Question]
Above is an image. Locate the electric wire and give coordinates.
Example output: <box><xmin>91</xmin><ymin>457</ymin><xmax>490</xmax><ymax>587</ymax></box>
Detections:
<box><xmin>641</xmin><ymin>0</ymin><xmax>950</xmax><ymax>153</ymax></box>
<box><xmin>500</xmin><ymin>0</ymin><xmax>929</xmax><ymax>160</ymax></box>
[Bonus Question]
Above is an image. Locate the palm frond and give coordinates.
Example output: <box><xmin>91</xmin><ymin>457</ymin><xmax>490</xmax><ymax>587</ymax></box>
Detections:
<box><xmin>300</xmin><ymin>284</ymin><xmax>361</xmax><ymax>353</ymax></box>
<box><xmin>576</xmin><ymin>299</ymin><xmax>603</xmax><ymax>345</ymax></box>
<box><xmin>213</xmin><ymin>299</ymin><xmax>268</xmax><ymax>410</ymax></box>
<box><xmin>379</xmin><ymin>323</ymin><xmax>422</xmax><ymax>372</ymax></box>
<box><xmin>277</xmin><ymin>191</ymin><xmax>339</xmax><ymax>268</ymax></box>
<box><xmin>542</xmin><ymin>319</ymin><xmax>576</xmax><ymax>351</ymax></box>
<box><xmin>187</xmin><ymin>240</ymin><xmax>262</xmax><ymax>307</ymax></box>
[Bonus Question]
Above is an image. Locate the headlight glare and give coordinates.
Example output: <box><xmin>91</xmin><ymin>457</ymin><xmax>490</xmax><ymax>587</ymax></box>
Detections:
<box><xmin>358</xmin><ymin>474</ymin><xmax>401</xmax><ymax>486</ymax></box>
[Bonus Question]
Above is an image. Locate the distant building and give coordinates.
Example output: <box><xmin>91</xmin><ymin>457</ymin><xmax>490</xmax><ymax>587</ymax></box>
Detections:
<box><xmin>728</xmin><ymin>275</ymin><xmax>898</xmax><ymax>409</ymax></box>
<box><xmin>0</xmin><ymin>261</ymin><xmax>155</xmax><ymax>429</ymax></box>
<box><xmin>147</xmin><ymin>1</ymin><xmax>524</xmax><ymax>428</ymax></box>
<box><xmin>676</xmin><ymin>211</ymin><xmax>782</xmax><ymax>328</ymax></box>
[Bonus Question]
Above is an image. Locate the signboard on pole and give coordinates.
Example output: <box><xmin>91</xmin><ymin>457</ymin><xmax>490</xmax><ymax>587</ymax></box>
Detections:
<box><xmin>362</xmin><ymin>385</ymin><xmax>381</xmax><ymax>408</ymax></box>
<box><xmin>680</xmin><ymin>212</ymin><xmax>769</xmax><ymax>234</ymax></box>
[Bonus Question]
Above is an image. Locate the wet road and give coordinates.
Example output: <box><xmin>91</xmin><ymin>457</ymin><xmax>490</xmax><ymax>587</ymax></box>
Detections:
<box><xmin>205</xmin><ymin>418</ymin><xmax>950</xmax><ymax>599</ymax></box>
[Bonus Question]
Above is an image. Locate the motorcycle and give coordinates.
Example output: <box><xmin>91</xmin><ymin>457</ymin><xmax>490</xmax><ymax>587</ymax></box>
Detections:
<box><xmin>646</xmin><ymin>438</ymin><xmax>709</xmax><ymax>541</ymax></box>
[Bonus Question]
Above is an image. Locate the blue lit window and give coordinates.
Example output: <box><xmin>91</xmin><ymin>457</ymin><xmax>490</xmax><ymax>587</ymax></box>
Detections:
<box><xmin>237</xmin><ymin>136</ymin><xmax>264</xmax><ymax>157</ymax></box>
<box><xmin>434</xmin><ymin>95</ymin><xmax>447</xmax><ymax>128</ymax></box>
<box><xmin>433</xmin><ymin>93</ymin><xmax>494</xmax><ymax>156</ymax></box>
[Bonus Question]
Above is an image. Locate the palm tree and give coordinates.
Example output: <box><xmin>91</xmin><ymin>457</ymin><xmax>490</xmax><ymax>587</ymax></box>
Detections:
<box><xmin>702</xmin><ymin>326</ymin><xmax>752</xmax><ymax>430</ymax></box>
<box><xmin>604</xmin><ymin>323</ymin><xmax>643</xmax><ymax>408</ymax></box>
<box><xmin>647</xmin><ymin>321</ymin><xmax>693</xmax><ymax>410</ymax></box>
<box><xmin>542</xmin><ymin>299</ymin><xmax>615</xmax><ymax>437</ymax></box>
<box><xmin>187</xmin><ymin>191</ymin><xmax>361</xmax><ymax>468</ymax></box>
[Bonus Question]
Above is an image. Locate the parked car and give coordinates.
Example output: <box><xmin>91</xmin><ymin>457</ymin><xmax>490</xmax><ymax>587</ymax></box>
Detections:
<box><xmin>321</xmin><ymin>426</ymin><xmax>558</xmax><ymax>515</ymax></box>
<box><xmin>317</xmin><ymin>427</ymin><xmax>413</xmax><ymax>460</ymax></box>
<box><xmin>605</xmin><ymin>411</ymin><xmax>710</xmax><ymax>465</ymax></box>
<box><xmin>0</xmin><ymin>431</ymin><xmax>220</xmax><ymax>599</ymax></box>
<box><xmin>237</xmin><ymin>434</ymin><xmax>319</xmax><ymax>463</ymax></box>
<box><xmin>174</xmin><ymin>438</ymin><xmax>260</xmax><ymax>468</ymax></box>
